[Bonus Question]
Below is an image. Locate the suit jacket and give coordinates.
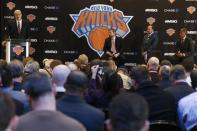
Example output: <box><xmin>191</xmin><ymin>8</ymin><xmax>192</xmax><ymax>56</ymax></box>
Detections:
<box><xmin>57</xmin><ymin>95</ymin><xmax>105</xmax><ymax>131</ymax></box>
<box><xmin>136</xmin><ymin>80</ymin><xmax>176</xmax><ymax>122</ymax></box>
<box><xmin>164</xmin><ymin>82</ymin><xmax>194</xmax><ymax>105</ymax></box>
<box><xmin>7</xmin><ymin>20</ymin><xmax>30</xmax><ymax>39</ymax></box>
<box><xmin>142</xmin><ymin>31</ymin><xmax>158</xmax><ymax>52</ymax></box>
<box><xmin>176</xmin><ymin>37</ymin><xmax>194</xmax><ymax>57</ymax></box>
<box><xmin>103</xmin><ymin>36</ymin><xmax>123</xmax><ymax>56</ymax></box>
<box><xmin>157</xmin><ymin>79</ymin><xmax>173</xmax><ymax>90</ymax></box>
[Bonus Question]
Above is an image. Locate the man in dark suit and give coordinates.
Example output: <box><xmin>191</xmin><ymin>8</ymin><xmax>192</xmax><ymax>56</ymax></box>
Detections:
<box><xmin>142</xmin><ymin>25</ymin><xmax>158</xmax><ymax>63</ymax></box>
<box><xmin>57</xmin><ymin>71</ymin><xmax>105</xmax><ymax>131</ymax></box>
<box><xmin>103</xmin><ymin>28</ymin><xmax>123</xmax><ymax>66</ymax></box>
<box><xmin>164</xmin><ymin>65</ymin><xmax>194</xmax><ymax>105</ymax></box>
<box><xmin>6</xmin><ymin>10</ymin><xmax>30</xmax><ymax>39</ymax></box>
<box><xmin>131</xmin><ymin>65</ymin><xmax>176</xmax><ymax>122</ymax></box>
<box><xmin>173</xmin><ymin>28</ymin><xmax>194</xmax><ymax>64</ymax></box>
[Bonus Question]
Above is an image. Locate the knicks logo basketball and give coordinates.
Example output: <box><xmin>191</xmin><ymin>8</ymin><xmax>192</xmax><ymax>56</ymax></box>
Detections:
<box><xmin>70</xmin><ymin>4</ymin><xmax>133</xmax><ymax>56</ymax></box>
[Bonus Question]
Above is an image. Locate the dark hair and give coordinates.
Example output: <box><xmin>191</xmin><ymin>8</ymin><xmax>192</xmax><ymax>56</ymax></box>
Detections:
<box><xmin>109</xmin><ymin>93</ymin><xmax>148</xmax><ymax>131</ymax></box>
<box><xmin>170</xmin><ymin>65</ymin><xmax>186</xmax><ymax>80</ymax></box>
<box><xmin>50</xmin><ymin>59</ymin><xmax>63</xmax><ymax>70</ymax></box>
<box><xmin>65</xmin><ymin>71</ymin><xmax>88</xmax><ymax>93</ymax></box>
<box><xmin>159</xmin><ymin>65</ymin><xmax>171</xmax><ymax>80</ymax></box>
<box><xmin>130</xmin><ymin>65</ymin><xmax>149</xmax><ymax>84</ymax></box>
<box><xmin>0</xmin><ymin>92</ymin><xmax>15</xmax><ymax>131</ymax></box>
<box><xmin>190</xmin><ymin>69</ymin><xmax>197</xmax><ymax>89</ymax></box>
<box><xmin>8</xmin><ymin>59</ymin><xmax>24</xmax><ymax>78</ymax></box>
<box><xmin>23</xmin><ymin>73</ymin><xmax>52</xmax><ymax>100</ymax></box>
<box><xmin>0</xmin><ymin>65</ymin><xmax>13</xmax><ymax>87</ymax></box>
<box><xmin>181</xmin><ymin>58</ymin><xmax>194</xmax><ymax>72</ymax></box>
<box><xmin>160</xmin><ymin>59</ymin><xmax>172</xmax><ymax>67</ymax></box>
<box><xmin>102</xmin><ymin>69</ymin><xmax>123</xmax><ymax>93</ymax></box>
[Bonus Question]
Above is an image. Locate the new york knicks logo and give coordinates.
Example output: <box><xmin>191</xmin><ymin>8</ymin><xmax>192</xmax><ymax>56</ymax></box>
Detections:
<box><xmin>70</xmin><ymin>4</ymin><xmax>133</xmax><ymax>56</ymax></box>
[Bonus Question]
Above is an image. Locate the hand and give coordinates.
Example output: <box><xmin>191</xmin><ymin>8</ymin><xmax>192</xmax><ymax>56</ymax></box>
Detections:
<box><xmin>142</xmin><ymin>51</ymin><xmax>147</xmax><ymax>56</ymax></box>
<box><xmin>106</xmin><ymin>51</ymin><xmax>113</xmax><ymax>57</ymax></box>
<box><xmin>114</xmin><ymin>53</ymin><xmax>120</xmax><ymax>58</ymax></box>
<box><xmin>91</xmin><ymin>65</ymin><xmax>99</xmax><ymax>79</ymax></box>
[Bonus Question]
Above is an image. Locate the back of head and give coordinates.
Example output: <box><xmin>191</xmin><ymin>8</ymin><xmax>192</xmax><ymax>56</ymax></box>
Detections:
<box><xmin>65</xmin><ymin>71</ymin><xmax>88</xmax><ymax>94</ymax></box>
<box><xmin>147</xmin><ymin>57</ymin><xmax>159</xmax><ymax>71</ymax></box>
<box><xmin>65</xmin><ymin>62</ymin><xmax>78</xmax><ymax>71</ymax></box>
<box><xmin>50</xmin><ymin>59</ymin><xmax>63</xmax><ymax>70</ymax></box>
<box><xmin>16</xmin><ymin>110</ymin><xmax>85</xmax><ymax>131</ymax></box>
<box><xmin>181</xmin><ymin>58</ymin><xmax>194</xmax><ymax>72</ymax></box>
<box><xmin>23</xmin><ymin>72</ymin><xmax>52</xmax><ymax>100</ymax></box>
<box><xmin>109</xmin><ymin>93</ymin><xmax>149</xmax><ymax>131</ymax></box>
<box><xmin>160</xmin><ymin>59</ymin><xmax>172</xmax><ymax>67</ymax></box>
<box><xmin>190</xmin><ymin>69</ymin><xmax>197</xmax><ymax>89</ymax></box>
<box><xmin>78</xmin><ymin>54</ymin><xmax>88</xmax><ymax>65</ymax></box>
<box><xmin>0</xmin><ymin>65</ymin><xmax>12</xmax><ymax>87</ymax></box>
<box><xmin>102</xmin><ymin>69</ymin><xmax>123</xmax><ymax>93</ymax></box>
<box><xmin>52</xmin><ymin>65</ymin><xmax>71</xmax><ymax>86</ymax></box>
<box><xmin>8</xmin><ymin>59</ymin><xmax>24</xmax><ymax>78</ymax></box>
<box><xmin>0</xmin><ymin>92</ymin><xmax>15</xmax><ymax>131</ymax></box>
<box><xmin>159</xmin><ymin>65</ymin><xmax>171</xmax><ymax>80</ymax></box>
<box><xmin>24</xmin><ymin>61</ymin><xmax>40</xmax><ymax>75</ymax></box>
<box><xmin>170</xmin><ymin>65</ymin><xmax>186</xmax><ymax>81</ymax></box>
<box><xmin>130</xmin><ymin>65</ymin><xmax>149</xmax><ymax>85</ymax></box>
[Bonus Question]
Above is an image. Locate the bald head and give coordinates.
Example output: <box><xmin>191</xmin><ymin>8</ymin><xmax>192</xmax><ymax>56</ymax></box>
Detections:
<box><xmin>14</xmin><ymin>10</ymin><xmax>22</xmax><ymax>21</ymax></box>
<box><xmin>52</xmin><ymin>65</ymin><xmax>71</xmax><ymax>86</ymax></box>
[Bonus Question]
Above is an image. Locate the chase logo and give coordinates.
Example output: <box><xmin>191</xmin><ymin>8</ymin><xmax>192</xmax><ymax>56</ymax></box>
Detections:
<box><xmin>70</xmin><ymin>4</ymin><xmax>133</xmax><ymax>57</ymax></box>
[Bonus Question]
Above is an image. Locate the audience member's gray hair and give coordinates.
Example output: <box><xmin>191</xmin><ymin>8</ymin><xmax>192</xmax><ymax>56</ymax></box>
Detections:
<box><xmin>170</xmin><ymin>65</ymin><xmax>186</xmax><ymax>81</ymax></box>
<box><xmin>159</xmin><ymin>65</ymin><xmax>171</xmax><ymax>80</ymax></box>
<box><xmin>52</xmin><ymin>65</ymin><xmax>71</xmax><ymax>86</ymax></box>
<box><xmin>147</xmin><ymin>57</ymin><xmax>159</xmax><ymax>71</ymax></box>
<box><xmin>8</xmin><ymin>59</ymin><xmax>24</xmax><ymax>78</ymax></box>
<box><xmin>24</xmin><ymin>61</ymin><xmax>40</xmax><ymax>74</ymax></box>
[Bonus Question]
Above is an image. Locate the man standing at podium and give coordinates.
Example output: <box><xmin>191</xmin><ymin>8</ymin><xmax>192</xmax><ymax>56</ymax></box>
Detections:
<box><xmin>6</xmin><ymin>10</ymin><xmax>30</xmax><ymax>39</ymax></box>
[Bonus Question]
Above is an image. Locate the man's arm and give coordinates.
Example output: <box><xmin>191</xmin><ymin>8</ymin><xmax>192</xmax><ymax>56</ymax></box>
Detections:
<box><xmin>148</xmin><ymin>32</ymin><xmax>158</xmax><ymax>52</ymax></box>
<box><xmin>103</xmin><ymin>38</ymin><xmax>113</xmax><ymax>57</ymax></box>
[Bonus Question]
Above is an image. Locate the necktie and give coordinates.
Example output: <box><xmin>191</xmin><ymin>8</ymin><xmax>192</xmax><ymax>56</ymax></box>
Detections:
<box><xmin>111</xmin><ymin>38</ymin><xmax>117</xmax><ymax>54</ymax></box>
<box><xmin>17</xmin><ymin>21</ymin><xmax>21</xmax><ymax>33</ymax></box>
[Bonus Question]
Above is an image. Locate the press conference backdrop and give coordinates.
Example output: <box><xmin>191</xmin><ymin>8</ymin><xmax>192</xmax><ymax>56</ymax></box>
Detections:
<box><xmin>1</xmin><ymin>0</ymin><xmax>197</xmax><ymax>65</ymax></box>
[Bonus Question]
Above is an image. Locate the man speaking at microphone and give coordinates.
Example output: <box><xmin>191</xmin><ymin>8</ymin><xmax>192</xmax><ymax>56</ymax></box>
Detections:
<box><xmin>6</xmin><ymin>10</ymin><xmax>30</xmax><ymax>39</ymax></box>
<box><xmin>103</xmin><ymin>28</ymin><xmax>123</xmax><ymax>66</ymax></box>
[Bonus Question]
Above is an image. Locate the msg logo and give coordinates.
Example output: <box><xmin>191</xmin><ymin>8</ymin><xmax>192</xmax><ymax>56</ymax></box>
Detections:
<box><xmin>70</xmin><ymin>4</ymin><xmax>133</xmax><ymax>57</ymax></box>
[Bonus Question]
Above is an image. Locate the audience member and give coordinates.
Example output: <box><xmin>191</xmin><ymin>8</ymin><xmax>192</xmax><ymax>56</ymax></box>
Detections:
<box><xmin>131</xmin><ymin>65</ymin><xmax>176</xmax><ymax>122</ymax></box>
<box><xmin>50</xmin><ymin>59</ymin><xmax>63</xmax><ymax>70</ymax></box>
<box><xmin>190</xmin><ymin>69</ymin><xmax>197</xmax><ymax>90</ymax></box>
<box><xmin>57</xmin><ymin>71</ymin><xmax>105</xmax><ymax>131</ymax></box>
<box><xmin>160</xmin><ymin>59</ymin><xmax>172</xmax><ymax>67</ymax></box>
<box><xmin>178</xmin><ymin>70</ymin><xmax>197</xmax><ymax>130</ymax></box>
<box><xmin>8</xmin><ymin>59</ymin><xmax>24</xmax><ymax>91</ymax></box>
<box><xmin>17</xmin><ymin>72</ymin><xmax>85</xmax><ymax>131</ymax></box>
<box><xmin>157</xmin><ymin>65</ymin><xmax>172</xmax><ymax>89</ymax></box>
<box><xmin>52</xmin><ymin>65</ymin><xmax>71</xmax><ymax>99</ymax></box>
<box><xmin>86</xmin><ymin>67</ymin><xmax>123</xmax><ymax>109</ymax></box>
<box><xmin>107</xmin><ymin>93</ymin><xmax>149</xmax><ymax>131</ymax></box>
<box><xmin>0</xmin><ymin>92</ymin><xmax>18</xmax><ymax>131</ymax></box>
<box><xmin>0</xmin><ymin>65</ymin><xmax>28</xmax><ymax>114</ymax></box>
<box><xmin>147</xmin><ymin>57</ymin><xmax>160</xmax><ymax>83</ymax></box>
<box><xmin>24</xmin><ymin>60</ymin><xmax>40</xmax><ymax>75</ymax></box>
<box><xmin>164</xmin><ymin>65</ymin><xmax>194</xmax><ymax>104</ymax></box>
<box><xmin>182</xmin><ymin>58</ymin><xmax>194</xmax><ymax>86</ymax></box>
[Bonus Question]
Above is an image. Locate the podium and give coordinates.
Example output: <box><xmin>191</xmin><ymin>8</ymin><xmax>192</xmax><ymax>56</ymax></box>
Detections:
<box><xmin>5</xmin><ymin>39</ymin><xmax>30</xmax><ymax>63</ymax></box>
